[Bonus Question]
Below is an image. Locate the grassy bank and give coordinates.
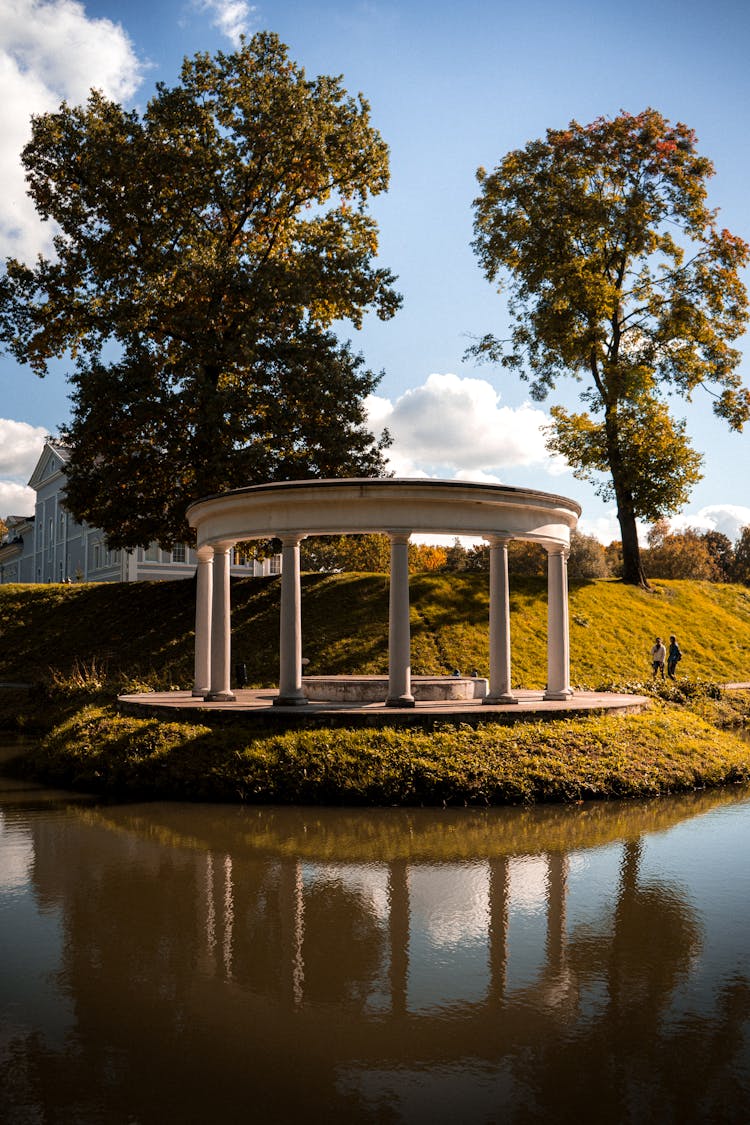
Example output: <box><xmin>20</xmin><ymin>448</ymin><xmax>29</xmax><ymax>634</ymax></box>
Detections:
<box><xmin>9</xmin><ymin>685</ymin><xmax>748</xmax><ymax>805</ymax></box>
<box><xmin>1</xmin><ymin>576</ymin><xmax>749</xmax><ymax>805</ymax></box>
<box><xmin>1</xmin><ymin>574</ymin><xmax>750</xmax><ymax>690</ymax></box>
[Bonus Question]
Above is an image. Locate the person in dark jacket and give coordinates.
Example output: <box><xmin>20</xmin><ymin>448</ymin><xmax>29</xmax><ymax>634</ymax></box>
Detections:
<box><xmin>667</xmin><ymin>635</ymin><xmax>682</xmax><ymax>679</ymax></box>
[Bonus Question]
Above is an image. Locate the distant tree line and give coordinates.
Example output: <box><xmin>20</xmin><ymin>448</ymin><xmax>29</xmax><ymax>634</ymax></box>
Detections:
<box><xmin>295</xmin><ymin>526</ymin><xmax>750</xmax><ymax>584</ymax></box>
<box><xmin>640</xmin><ymin>522</ymin><xmax>750</xmax><ymax>584</ymax></box>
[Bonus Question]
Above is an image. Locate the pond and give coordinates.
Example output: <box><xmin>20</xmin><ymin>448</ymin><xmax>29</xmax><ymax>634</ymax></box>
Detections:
<box><xmin>2</xmin><ymin>745</ymin><xmax>750</xmax><ymax>1123</ymax></box>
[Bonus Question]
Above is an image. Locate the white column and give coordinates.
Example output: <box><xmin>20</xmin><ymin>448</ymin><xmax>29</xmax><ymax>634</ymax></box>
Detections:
<box><xmin>544</xmin><ymin>545</ymin><xmax>573</xmax><ymax>700</ymax></box>
<box><xmin>207</xmin><ymin>542</ymin><xmax>236</xmax><ymax>702</ymax></box>
<box><xmin>386</xmin><ymin>532</ymin><xmax>414</xmax><ymax>707</ymax></box>
<box><xmin>192</xmin><ymin>545</ymin><xmax>213</xmax><ymax>697</ymax></box>
<box><xmin>274</xmin><ymin>534</ymin><xmax>308</xmax><ymax>706</ymax></box>
<box><xmin>124</xmin><ymin>548</ymin><xmax>138</xmax><ymax>582</ymax></box>
<box><xmin>484</xmin><ymin>536</ymin><xmax>518</xmax><ymax>704</ymax></box>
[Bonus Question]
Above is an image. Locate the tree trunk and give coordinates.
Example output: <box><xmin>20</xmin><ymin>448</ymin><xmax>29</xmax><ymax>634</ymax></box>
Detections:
<box><xmin>193</xmin><ymin>363</ymin><xmax>227</xmax><ymax>502</ymax></box>
<box><xmin>606</xmin><ymin>408</ymin><xmax>650</xmax><ymax>589</ymax></box>
<box><xmin>616</xmin><ymin>492</ymin><xmax>649</xmax><ymax>588</ymax></box>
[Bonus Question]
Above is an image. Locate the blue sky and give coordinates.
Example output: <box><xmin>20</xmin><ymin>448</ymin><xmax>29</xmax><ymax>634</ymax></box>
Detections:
<box><xmin>1</xmin><ymin>0</ymin><xmax>748</xmax><ymax>542</ymax></box>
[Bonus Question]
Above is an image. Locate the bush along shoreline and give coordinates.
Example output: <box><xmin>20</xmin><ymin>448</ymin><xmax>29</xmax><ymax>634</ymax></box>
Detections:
<box><xmin>3</xmin><ymin>674</ymin><xmax>749</xmax><ymax>806</ymax></box>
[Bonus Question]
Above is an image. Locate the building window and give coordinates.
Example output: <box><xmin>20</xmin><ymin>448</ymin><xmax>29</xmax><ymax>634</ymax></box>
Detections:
<box><xmin>144</xmin><ymin>543</ymin><xmax>160</xmax><ymax>562</ymax></box>
<box><xmin>172</xmin><ymin>544</ymin><xmax>186</xmax><ymax>563</ymax></box>
<box><xmin>269</xmin><ymin>554</ymin><xmax>281</xmax><ymax>575</ymax></box>
<box><xmin>234</xmin><ymin>547</ymin><xmax>256</xmax><ymax>568</ymax></box>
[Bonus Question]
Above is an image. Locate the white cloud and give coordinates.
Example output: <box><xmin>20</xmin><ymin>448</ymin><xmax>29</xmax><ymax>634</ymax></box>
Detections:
<box><xmin>0</xmin><ymin>0</ymin><xmax>143</xmax><ymax>260</ymax></box>
<box><xmin>667</xmin><ymin>505</ymin><xmax>750</xmax><ymax>542</ymax></box>
<box><xmin>576</xmin><ymin>510</ymin><xmax>625</xmax><ymax>545</ymax></box>
<box><xmin>0</xmin><ymin>418</ymin><xmax>47</xmax><ymax>518</ymax></box>
<box><xmin>576</xmin><ymin>504</ymin><xmax>750</xmax><ymax>546</ymax></box>
<box><xmin>454</xmin><ymin>468</ymin><xmax>504</xmax><ymax>486</ymax></box>
<box><xmin>363</xmin><ymin>391</ymin><xmax>392</xmax><ymax>434</ymax></box>
<box><xmin>366</xmin><ymin>373</ymin><xmax>565</xmax><ymax>480</ymax></box>
<box><xmin>0</xmin><ymin>418</ymin><xmax>48</xmax><ymax>477</ymax></box>
<box><xmin>196</xmin><ymin>0</ymin><xmax>256</xmax><ymax>45</ymax></box>
<box><xmin>0</xmin><ymin>480</ymin><xmax>35</xmax><ymax>519</ymax></box>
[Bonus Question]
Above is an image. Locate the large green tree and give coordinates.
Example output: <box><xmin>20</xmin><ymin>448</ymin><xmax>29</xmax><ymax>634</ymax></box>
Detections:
<box><xmin>470</xmin><ymin>109</ymin><xmax>749</xmax><ymax>586</ymax></box>
<box><xmin>0</xmin><ymin>33</ymin><xmax>400</xmax><ymax>547</ymax></box>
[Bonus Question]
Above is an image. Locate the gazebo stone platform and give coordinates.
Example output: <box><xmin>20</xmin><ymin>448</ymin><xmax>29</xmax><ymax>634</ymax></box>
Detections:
<box><xmin>117</xmin><ymin>686</ymin><xmax>650</xmax><ymax>732</ymax></box>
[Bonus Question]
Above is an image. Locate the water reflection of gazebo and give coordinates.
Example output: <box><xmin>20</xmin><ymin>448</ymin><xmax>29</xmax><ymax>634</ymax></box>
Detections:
<box><xmin>192</xmin><ymin>820</ymin><xmax>699</xmax><ymax>1026</ymax></box>
<box><xmin>20</xmin><ymin>797</ymin><xmax>732</xmax><ymax>1122</ymax></box>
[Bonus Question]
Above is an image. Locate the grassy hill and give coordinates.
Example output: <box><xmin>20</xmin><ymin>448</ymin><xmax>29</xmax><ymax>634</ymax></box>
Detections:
<box><xmin>1</xmin><ymin>573</ymin><xmax>749</xmax><ymax>690</ymax></box>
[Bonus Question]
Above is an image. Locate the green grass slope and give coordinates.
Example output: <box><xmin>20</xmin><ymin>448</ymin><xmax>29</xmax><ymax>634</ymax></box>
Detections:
<box><xmin>0</xmin><ymin>574</ymin><xmax>749</xmax><ymax>690</ymax></box>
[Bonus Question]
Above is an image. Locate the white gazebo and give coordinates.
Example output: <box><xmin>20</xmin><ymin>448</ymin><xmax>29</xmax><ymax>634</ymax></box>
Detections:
<box><xmin>186</xmin><ymin>479</ymin><xmax>581</xmax><ymax>708</ymax></box>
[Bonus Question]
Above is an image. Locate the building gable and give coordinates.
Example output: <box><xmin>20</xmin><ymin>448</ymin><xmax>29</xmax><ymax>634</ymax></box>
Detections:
<box><xmin>2</xmin><ymin>436</ymin><xmax>280</xmax><ymax>585</ymax></box>
<box><xmin>27</xmin><ymin>441</ymin><xmax>69</xmax><ymax>492</ymax></box>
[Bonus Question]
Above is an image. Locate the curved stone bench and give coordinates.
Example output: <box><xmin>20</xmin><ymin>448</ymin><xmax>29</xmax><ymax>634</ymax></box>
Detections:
<box><xmin>302</xmin><ymin>675</ymin><xmax>489</xmax><ymax>703</ymax></box>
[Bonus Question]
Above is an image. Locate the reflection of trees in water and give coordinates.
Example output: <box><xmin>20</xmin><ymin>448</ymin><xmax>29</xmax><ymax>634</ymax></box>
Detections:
<box><xmin>666</xmin><ymin>974</ymin><xmax>750</xmax><ymax>1122</ymax></box>
<box><xmin>504</xmin><ymin>974</ymin><xmax>750</xmax><ymax>1125</ymax></box>
<box><xmin>302</xmin><ymin>879</ymin><xmax>385</xmax><ymax>1007</ymax></box>
<box><xmin>606</xmin><ymin>840</ymin><xmax>701</xmax><ymax>1021</ymax></box>
<box><xmin>4</xmin><ymin>800</ymin><xmax>750</xmax><ymax>1122</ymax></box>
<box><xmin>506</xmin><ymin>839</ymin><xmax>750</xmax><ymax>1123</ymax></box>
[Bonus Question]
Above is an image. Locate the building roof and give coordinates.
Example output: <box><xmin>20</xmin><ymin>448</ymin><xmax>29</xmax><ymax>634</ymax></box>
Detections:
<box><xmin>27</xmin><ymin>439</ymin><xmax>70</xmax><ymax>492</ymax></box>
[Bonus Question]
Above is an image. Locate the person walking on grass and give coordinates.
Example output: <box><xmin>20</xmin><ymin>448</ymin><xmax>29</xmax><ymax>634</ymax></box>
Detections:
<box><xmin>651</xmin><ymin>637</ymin><xmax>666</xmax><ymax>678</ymax></box>
<box><xmin>667</xmin><ymin>635</ymin><xmax>682</xmax><ymax>680</ymax></box>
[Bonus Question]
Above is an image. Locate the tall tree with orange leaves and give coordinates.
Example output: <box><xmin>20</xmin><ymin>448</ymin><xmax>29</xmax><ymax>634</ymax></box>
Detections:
<box><xmin>470</xmin><ymin>109</ymin><xmax>748</xmax><ymax>587</ymax></box>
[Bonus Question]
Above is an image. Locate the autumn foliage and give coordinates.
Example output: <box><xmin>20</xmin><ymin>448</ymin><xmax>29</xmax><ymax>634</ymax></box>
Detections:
<box><xmin>470</xmin><ymin>109</ymin><xmax>749</xmax><ymax>587</ymax></box>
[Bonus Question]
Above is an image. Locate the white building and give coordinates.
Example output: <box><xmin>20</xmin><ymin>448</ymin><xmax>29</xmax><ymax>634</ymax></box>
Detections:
<box><xmin>0</xmin><ymin>440</ymin><xmax>280</xmax><ymax>585</ymax></box>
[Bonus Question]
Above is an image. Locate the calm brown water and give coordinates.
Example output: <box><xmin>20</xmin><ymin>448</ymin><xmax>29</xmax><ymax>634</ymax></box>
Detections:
<box><xmin>3</xmin><ymin>754</ymin><xmax>750</xmax><ymax>1123</ymax></box>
